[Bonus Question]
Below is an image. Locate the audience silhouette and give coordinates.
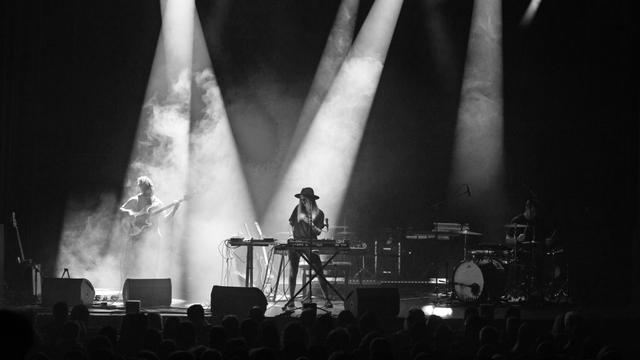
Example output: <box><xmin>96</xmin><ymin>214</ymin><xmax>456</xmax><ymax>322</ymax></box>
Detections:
<box><xmin>0</xmin><ymin>300</ymin><xmax>628</xmax><ymax>360</ymax></box>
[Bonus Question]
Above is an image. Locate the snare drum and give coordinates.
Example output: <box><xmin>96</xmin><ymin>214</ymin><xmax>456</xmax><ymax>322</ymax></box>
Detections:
<box><xmin>471</xmin><ymin>243</ymin><xmax>513</xmax><ymax>263</ymax></box>
<box><xmin>470</xmin><ymin>249</ymin><xmax>494</xmax><ymax>260</ymax></box>
<box><xmin>453</xmin><ymin>259</ymin><xmax>507</xmax><ymax>302</ymax></box>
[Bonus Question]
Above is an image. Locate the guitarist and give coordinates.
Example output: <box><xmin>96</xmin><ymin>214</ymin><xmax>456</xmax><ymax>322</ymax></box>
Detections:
<box><xmin>118</xmin><ymin>176</ymin><xmax>180</xmax><ymax>278</ymax></box>
<box><xmin>119</xmin><ymin>176</ymin><xmax>180</xmax><ymax>239</ymax></box>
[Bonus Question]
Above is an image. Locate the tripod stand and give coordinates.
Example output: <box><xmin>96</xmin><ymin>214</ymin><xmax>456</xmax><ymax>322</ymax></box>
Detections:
<box><xmin>351</xmin><ymin>248</ymin><xmax>375</xmax><ymax>284</ymax></box>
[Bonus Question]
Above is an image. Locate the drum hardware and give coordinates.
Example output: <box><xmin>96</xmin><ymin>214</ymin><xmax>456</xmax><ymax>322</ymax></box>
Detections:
<box><xmin>460</xmin><ymin>230</ymin><xmax>482</xmax><ymax>261</ymax></box>
<box><xmin>546</xmin><ymin>248</ymin><xmax>564</xmax><ymax>256</ymax></box>
<box><xmin>450</xmin><ymin>242</ymin><xmax>568</xmax><ymax>304</ymax></box>
<box><xmin>450</xmin><ymin>223</ymin><xmax>567</xmax><ymax>304</ymax></box>
<box><xmin>504</xmin><ymin>223</ymin><xmax>528</xmax><ymax>229</ymax></box>
<box><xmin>452</xmin><ymin>259</ymin><xmax>507</xmax><ymax>302</ymax></box>
<box><xmin>453</xmin><ymin>281</ymin><xmax>481</xmax><ymax>296</ymax></box>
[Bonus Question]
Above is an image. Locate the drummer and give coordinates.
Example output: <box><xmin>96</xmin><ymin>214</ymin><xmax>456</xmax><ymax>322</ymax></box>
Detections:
<box><xmin>506</xmin><ymin>198</ymin><xmax>555</xmax><ymax>300</ymax></box>
<box><xmin>506</xmin><ymin>198</ymin><xmax>553</xmax><ymax>246</ymax></box>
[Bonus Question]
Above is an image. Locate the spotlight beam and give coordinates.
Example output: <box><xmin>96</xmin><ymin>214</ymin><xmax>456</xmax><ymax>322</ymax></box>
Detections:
<box><xmin>56</xmin><ymin>0</ymin><xmax>196</xmax><ymax>292</ymax></box>
<box><xmin>450</xmin><ymin>0</ymin><xmax>506</xmax><ymax>237</ymax></box>
<box><xmin>184</xmin><ymin>12</ymin><xmax>256</xmax><ymax>301</ymax></box>
<box><xmin>277</xmin><ymin>0</ymin><xmax>360</xmax><ymax>182</ymax></box>
<box><xmin>263</xmin><ymin>0</ymin><xmax>404</xmax><ymax>236</ymax></box>
<box><xmin>521</xmin><ymin>0</ymin><xmax>543</xmax><ymax>27</ymax></box>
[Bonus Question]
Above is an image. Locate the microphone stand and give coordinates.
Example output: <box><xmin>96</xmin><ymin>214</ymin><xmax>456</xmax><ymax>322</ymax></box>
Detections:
<box><xmin>427</xmin><ymin>184</ymin><xmax>470</xmax><ymax>211</ymax></box>
<box><xmin>306</xmin><ymin>210</ymin><xmax>314</xmax><ymax>305</ymax></box>
<box><xmin>425</xmin><ymin>185</ymin><xmax>471</xmax><ymax>302</ymax></box>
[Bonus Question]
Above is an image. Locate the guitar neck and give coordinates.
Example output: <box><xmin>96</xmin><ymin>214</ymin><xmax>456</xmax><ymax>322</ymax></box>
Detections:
<box><xmin>16</xmin><ymin>230</ymin><xmax>26</xmax><ymax>262</ymax></box>
<box><xmin>12</xmin><ymin>213</ymin><xmax>26</xmax><ymax>262</ymax></box>
<box><xmin>149</xmin><ymin>200</ymin><xmax>182</xmax><ymax>216</ymax></box>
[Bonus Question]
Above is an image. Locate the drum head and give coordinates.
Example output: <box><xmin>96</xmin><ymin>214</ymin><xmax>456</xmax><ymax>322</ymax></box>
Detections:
<box><xmin>453</xmin><ymin>261</ymin><xmax>484</xmax><ymax>302</ymax></box>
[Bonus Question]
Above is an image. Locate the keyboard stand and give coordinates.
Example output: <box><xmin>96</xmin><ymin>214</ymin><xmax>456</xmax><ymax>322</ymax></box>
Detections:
<box><xmin>270</xmin><ymin>249</ymin><xmax>289</xmax><ymax>302</ymax></box>
<box><xmin>282</xmin><ymin>248</ymin><xmax>346</xmax><ymax>310</ymax></box>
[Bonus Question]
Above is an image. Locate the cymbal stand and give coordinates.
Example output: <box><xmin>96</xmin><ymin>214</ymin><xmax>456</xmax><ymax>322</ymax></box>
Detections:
<box><xmin>505</xmin><ymin>227</ymin><xmax>524</xmax><ymax>301</ymax></box>
<box><xmin>463</xmin><ymin>233</ymin><xmax>470</xmax><ymax>261</ymax></box>
<box><xmin>351</xmin><ymin>249</ymin><xmax>374</xmax><ymax>285</ymax></box>
<box><xmin>424</xmin><ymin>185</ymin><xmax>470</xmax><ymax>300</ymax></box>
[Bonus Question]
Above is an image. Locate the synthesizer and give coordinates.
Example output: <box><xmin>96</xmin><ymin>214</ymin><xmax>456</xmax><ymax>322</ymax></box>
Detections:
<box><xmin>226</xmin><ymin>237</ymin><xmax>275</xmax><ymax>246</ymax></box>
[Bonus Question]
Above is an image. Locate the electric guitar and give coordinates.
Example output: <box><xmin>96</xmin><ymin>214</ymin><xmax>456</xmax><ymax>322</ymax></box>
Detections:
<box><xmin>126</xmin><ymin>194</ymin><xmax>192</xmax><ymax>237</ymax></box>
<box><xmin>11</xmin><ymin>212</ymin><xmax>31</xmax><ymax>265</ymax></box>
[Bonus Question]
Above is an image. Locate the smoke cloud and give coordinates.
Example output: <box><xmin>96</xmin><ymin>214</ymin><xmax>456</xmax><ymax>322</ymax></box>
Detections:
<box><xmin>185</xmin><ymin>68</ymin><xmax>256</xmax><ymax>302</ymax></box>
<box><xmin>57</xmin><ymin>193</ymin><xmax>123</xmax><ymax>290</ymax></box>
<box><xmin>57</xmin><ymin>70</ymin><xmax>191</xmax><ymax>297</ymax></box>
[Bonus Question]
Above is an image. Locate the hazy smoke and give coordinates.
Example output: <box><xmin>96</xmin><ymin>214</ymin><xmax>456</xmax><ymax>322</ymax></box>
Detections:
<box><xmin>131</xmin><ymin>69</ymin><xmax>191</xmax><ymax>200</ymax></box>
<box><xmin>185</xmin><ymin>68</ymin><xmax>256</xmax><ymax>302</ymax></box>
<box><xmin>57</xmin><ymin>193</ymin><xmax>123</xmax><ymax>290</ymax></box>
<box><xmin>57</xmin><ymin>70</ymin><xmax>192</xmax><ymax>294</ymax></box>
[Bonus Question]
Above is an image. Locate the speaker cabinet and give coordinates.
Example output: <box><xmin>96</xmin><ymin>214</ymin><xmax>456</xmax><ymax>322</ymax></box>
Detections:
<box><xmin>210</xmin><ymin>286</ymin><xmax>267</xmax><ymax>319</ymax></box>
<box><xmin>42</xmin><ymin>278</ymin><xmax>95</xmax><ymax>306</ymax></box>
<box><xmin>375</xmin><ymin>229</ymin><xmax>402</xmax><ymax>279</ymax></box>
<box><xmin>122</xmin><ymin>278</ymin><xmax>171</xmax><ymax>307</ymax></box>
<box><xmin>344</xmin><ymin>287</ymin><xmax>399</xmax><ymax>318</ymax></box>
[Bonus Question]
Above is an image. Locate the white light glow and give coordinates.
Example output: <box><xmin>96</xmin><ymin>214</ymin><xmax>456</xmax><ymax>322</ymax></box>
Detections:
<box><xmin>185</xmin><ymin>63</ymin><xmax>256</xmax><ymax>302</ymax></box>
<box><xmin>57</xmin><ymin>1</ymin><xmax>254</xmax><ymax>303</ymax></box>
<box><xmin>281</xmin><ymin>0</ymin><xmax>359</xmax><ymax>171</ymax></box>
<box><xmin>57</xmin><ymin>0</ymin><xmax>196</xmax><ymax>294</ymax></box>
<box><xmin>422</xmin><ymin>305</ymin><xmax>453</xmax><ymax>317</ymax></box>
<box><xmin>450</xmin><ymin>0</ymin><xmax>506</xmax><ymax>237</ymax></box>
<box><xmin>262</xmin><ymin>0</ymin><xmax>404</xmax><ymax>236</ymax></box>
<box><xmin>521</xmin><ymin>0</ymin><xmax>543</xmax><ymax>27</ymax></box>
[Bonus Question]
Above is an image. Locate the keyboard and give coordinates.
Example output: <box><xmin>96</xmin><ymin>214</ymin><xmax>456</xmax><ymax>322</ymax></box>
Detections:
<box><xmin>226</xmin><ymin>237</ymin><xmax>275</xmax><ymax>246</ymax></box>
<box><xmin>276</xmin><ymin>239</ymin><xmax>351</xmax><ymax>250</ymax></box>
<box><xmin>405</xmin><ymin>232</ymin><xmax>453</xmax><ymax>240</ymax></box>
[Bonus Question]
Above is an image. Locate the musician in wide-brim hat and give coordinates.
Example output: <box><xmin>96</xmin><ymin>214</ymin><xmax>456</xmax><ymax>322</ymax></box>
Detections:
<box><xmin>287</xmin><ymin>187</ymin><xmax>332</xmax><ymax>308</ymax></box>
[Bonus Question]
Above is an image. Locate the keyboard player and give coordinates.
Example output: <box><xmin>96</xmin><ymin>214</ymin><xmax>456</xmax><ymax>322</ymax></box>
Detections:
<box><xmin>287</xmin><ymin>187</ymin><xmax>332</xmax><ymax>308</ymax></box>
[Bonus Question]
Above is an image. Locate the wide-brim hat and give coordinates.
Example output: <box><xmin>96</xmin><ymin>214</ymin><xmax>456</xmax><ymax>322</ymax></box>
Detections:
<box><xmin>295</xmin><ymin>187</ymin><xmax>319</xmax><ymax>200</ymax></box>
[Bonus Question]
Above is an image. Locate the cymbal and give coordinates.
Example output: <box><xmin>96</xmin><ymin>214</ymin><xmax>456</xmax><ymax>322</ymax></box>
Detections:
<box><xmin>519</xmin><ymin>241</ymin><xmax>541</xmax><ymax>245</ymax></box>
<box><xmin>459</xmin><ymin>230</ymin><xmax>482</xmax><ymax>236</ymax></box>
<box><xmin>476</xmin><ymin>242</ymin><xmax>508</xmax><ymax>249</ymax></box>
<box><xmin>504</xmin><ymin>224</ymin><xmax>527</xmax><ymax>228</ymax></box>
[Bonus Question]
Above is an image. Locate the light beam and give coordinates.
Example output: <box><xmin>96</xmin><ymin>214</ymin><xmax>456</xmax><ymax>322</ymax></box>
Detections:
<box><xmin>450</xmin><ymin>0</ymin><xmax>506</xmax><ymax>239</ymax></box>
<box><xmin>263</xmin><ymin>0</ymin><xmax>404</xmax><ymax>237</ymax></box>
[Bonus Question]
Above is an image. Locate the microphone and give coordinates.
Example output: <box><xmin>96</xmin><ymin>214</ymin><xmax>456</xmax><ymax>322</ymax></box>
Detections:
<box><xmin>325</xmin><ymin>218</ymin><xmax>329</xmax><ymax>230</ymax></box>
<box><xmin>466</xmin><ymin>184</ymin><xmax>472</xmax><ymax>197</ymax></box>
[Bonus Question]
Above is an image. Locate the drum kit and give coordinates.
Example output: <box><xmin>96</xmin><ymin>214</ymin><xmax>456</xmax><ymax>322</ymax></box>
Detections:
<box><xmin>451</xmin><ymin>224</ymin><xmax>567</xmax><ymax>303</ymax></box>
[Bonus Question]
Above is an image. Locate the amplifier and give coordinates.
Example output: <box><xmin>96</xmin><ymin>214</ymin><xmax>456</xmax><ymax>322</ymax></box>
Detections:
<box><xmin>375</xmin><ymin>229</ymin><xmax>402</xmax><ymax>279</ymax></box>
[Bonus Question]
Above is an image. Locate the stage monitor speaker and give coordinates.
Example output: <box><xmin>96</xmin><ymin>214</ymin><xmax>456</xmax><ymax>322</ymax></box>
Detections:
<box><xmin>123</xmin><ymin>278</ymin><xmax>171</xmax><ymax>307</ymax></box>
<box><xmin>344</xmin><ymin>287</ymin><xmax>399</xmax><ymax>318</ymax></box>
<box><xmin>42</xmin><ymin>278</ymin><xmax>95</xmax><ymax>306</ymax></box>
<box><xmin>210</xmin><ymin>286</ymin><xmax>267</xmax><ymax>319</ymax></box>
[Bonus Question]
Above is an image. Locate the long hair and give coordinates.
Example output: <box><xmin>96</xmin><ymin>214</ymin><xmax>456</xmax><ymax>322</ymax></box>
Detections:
<box><xmin>137</xmin><ymin>176</ymin><xmax>154</xmax><ymax>191</ymax></box>
<box><xmin>297</xmin><ymin>197</ymin><xmax>319</xmax><ymax>222</ymax></box>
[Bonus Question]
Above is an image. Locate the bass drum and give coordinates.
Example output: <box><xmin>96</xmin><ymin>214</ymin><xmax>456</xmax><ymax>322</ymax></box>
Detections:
<box><xmin>453</xmin><ymin>259</ymin><xmax>507</xmax><ymax>302</ymax></box>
